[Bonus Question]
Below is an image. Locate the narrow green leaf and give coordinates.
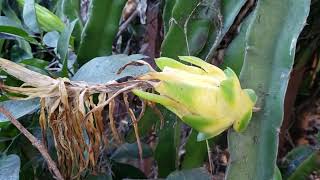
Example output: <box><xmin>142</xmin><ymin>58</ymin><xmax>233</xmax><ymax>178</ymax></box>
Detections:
<box><xmin>280</xmin><ymin>145</ymin><xmax>320</xmax><ymax>180</ymax></box>
<box><xmin>288</xmin><ymin>151</ymin><xmax>320</xmax><ymax>180</ymax></box>
<box><xmin>162</xmin><ymin>0</ymin><xmax>176</xmax><ymax>34</ymax></box>
<box><xmin>0</xmin><ymin>26</ymin><xmax>37</xmax><ymax>44</ymax></box>
<box><xmin>19</xmin><ymin>58</ymin><xmax>49</xmax><ymax>69</ymax></box>
<box><xmin>23</xmin><ymin>0</ymin><xmax>40</xmax><ymax>33</ymax></box>
<box><xmin>226</xmin><ymin>1</ymin><xmax>310</xmax><ymax>179</ymax></box>
<box><xmin>199</xmin><ymin>0</ymin><xmax>247</xmax><ymax>61</ymax></box>
<box><xmin>61</xmin><ymin>0</ymin><xmax>83</xmax><ymax>50</ymax></box>
<box><xmin>0</xmin><ymin>16</ymin><xmax>38</xmax><ymax>45</ymax></box>
<box><xmin>222</xmin><ymin>13</ymin><xmax>254</xmax><ymax>75</ymax></box>
<box><xmin>57</xmin><ymin>19</ymin><xmax>77</xmax><ymax>77</ymax></box>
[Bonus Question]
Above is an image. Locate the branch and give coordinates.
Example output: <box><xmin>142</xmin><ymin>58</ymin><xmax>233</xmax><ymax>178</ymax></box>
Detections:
<box><xmin>0</xmin><ymin>107</ymin><xmax>64</xmax><ymax>180</ymax></box>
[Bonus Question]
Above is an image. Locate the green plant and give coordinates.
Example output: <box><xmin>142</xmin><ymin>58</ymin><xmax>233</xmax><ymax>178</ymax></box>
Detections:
<box><xmin>226</xmin><ymin>1</ymin><xmax>310</xmax><ymax>179</ymax></box>
<box><xmin>0</xmin><ymin>0</ymin><xmax>318</xmax><ymax>179</ymax></box>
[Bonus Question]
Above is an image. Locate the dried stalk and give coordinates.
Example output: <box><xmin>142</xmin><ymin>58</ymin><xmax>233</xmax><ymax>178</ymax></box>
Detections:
<box><xmin>0</xmin><ymin>107</ymin><xmax>64</xmax><ymax>180</ymax></box>
<box><xmin>148</xmin><ymin>102</ymin><xmax>164</xmax><ymax>128</ymax></box>
<box><xmin>123</xmin><ymin>93</ymin><xmax>144</xmax><ymax>168</ymax></box>
<box><xmin>108</xmin><ymin>96</ymin><xmax>122</xmax><ymax>144</ymax></box>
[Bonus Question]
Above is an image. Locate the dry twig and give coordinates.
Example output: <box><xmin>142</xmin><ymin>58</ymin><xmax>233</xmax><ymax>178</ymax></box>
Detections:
<box><xmin>0</xmin><ymin>107</ymin><xmax>64</xmax><ymax>180</ymax></box>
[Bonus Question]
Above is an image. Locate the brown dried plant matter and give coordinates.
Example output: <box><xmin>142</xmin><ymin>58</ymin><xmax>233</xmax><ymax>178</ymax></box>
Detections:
<box><xmin>0</xmin><ymin>58</ymin><xmax>153</xmax><ymax>179</ymax></box>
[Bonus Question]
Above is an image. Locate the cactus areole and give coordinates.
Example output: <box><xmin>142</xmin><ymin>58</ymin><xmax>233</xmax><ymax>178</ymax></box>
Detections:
<box><xmin>133</xmin><ymin>56</ymin><xmax>257</xmax><ymax>141</ymax></box>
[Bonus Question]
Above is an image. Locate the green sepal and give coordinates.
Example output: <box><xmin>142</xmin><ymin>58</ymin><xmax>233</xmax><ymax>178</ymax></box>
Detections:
<box><xmin>197</xmin><ymin>132</ymin><xmax>214</xmax><ymax>141</ymax></box>
<box><xmin>132</xmin><ymin>89</ymin><xmax>176</xmax><ymax>107</ymax></box>
<box><xmin>155</xmin><ymin>57</ymin><xmax>204</xmax><ymax>74</ymax></box>
<box><xmin>156</xmin><ymin>57</ymin><xmax>182</xmax><ymax>70</ymax></box>
<box><xmin>132</xmin><ymin>89</ymin><xmax>187</xmax><ymax>118</ymax></box>
<box><xmin>181</xmin><ymin>114</ymin><xmax>213</xmax><ymax>131</ymax></box>
<box><xmin>178</xmin><ymin>56</ymin><xmax>209</xmax><ymax>69</ymax></box>
<box><xmin>220</xmin><ymin>78</ymin><xmax>236</xmax><ymax>104</ymax></box>
<box><xmin>182</xmin><ymin>114</ymin><xmax>228</xmax><ymax>141</ymax></box>
<box><xmin>233</xmin><ymin>110</ymin><xmax>253</xmax><ymax>132</ymax></box>
<box><xmin>178</xmin><ymin>56</ymin><xmax>225</xmax><ymax>77</ymax></box>
<box><xmin>223</xmin><ymin>67</ymin><xmax>237</xmax><ymax>79</ymax></box>
<box><xmin>244</xmin><ymin>89</ymin><xmax>258</xmax><ymax>104</ymax></box>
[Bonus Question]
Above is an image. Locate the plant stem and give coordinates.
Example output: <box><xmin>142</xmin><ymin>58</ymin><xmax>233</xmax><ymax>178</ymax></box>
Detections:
<box><xmin>206</xmin><ymin>140</ymin><xmax>213</xmax><ymax>174</ymax></box>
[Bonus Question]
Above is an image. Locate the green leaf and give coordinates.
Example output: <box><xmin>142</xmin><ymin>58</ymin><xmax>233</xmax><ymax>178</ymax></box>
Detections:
<box><xmin>181</xmin><ymin>129</ymin><xmax>207</xmax><ymax>169</ymax></box>
<box><xmin>280</xmin><ymin>145</ymin><xmax>320</xmax><ymax>180</ymax></box>
<box><xmin>0</xmin><ymin>16</ymin><xmax>21</xmax><ymax>28</ymax></box>
<box><xmin>155</xmin><ymin>107</ymin><xmax>180</xmax><ymax>177</ymax></box>
<box><xmin>166</xmin><ymin>167</ymin><xmax>211</xmax><ymax>180</ymax></box>
<box><xmin>23</xmin><ymin>0</ymin><xmax>40</xmax><ymax>33</ymax></box>
<box><xmin>0</xmin><ymin>99</ymin><xmax>39</xmax><ymax>122</ymax></box>
<box><xmin>60</xmin><ymin>0</ymin><xmax>81</xmax><ymax>24</ymax></box>
<box><xmin>161</xmin><ymin>0</ymin><xmax>220</xmax><ymax>58</ymax></box>
<box><xmin>111</xmin><ymin>162</ymin><xmax>146</xmax><ymax>179</ymax></box>
<box><xmin>2</xmin><ymin>2</ymin><xmax>21</xmax><ymax>23</ymax></box>
<box><xmin>9</xmin><ymin>43</ymin><xmax>32</xmax><ymax>61</ymax></box>
<box><xmin>60</xmin><ymin>0</ymin><xmax>83</xmax><ymax>50</ymax></box>
<box><xmin>43</xmin><ymin>31</ymin><xmax>59</xmax><ymax>48</ymax></box>
<box><xmin>18</xmin><ymin>58</ymin><xmax>49</xmax><ymax>75</ymax></box>
<box><xmin>226</xmin><ymin>0</ymin><xmax>311</xmax><ymax>179</ymax></box>
<box><xmin>19</xmin><ymin>58</ymin><xmax>49</xmax><ymax>69</ymax></box>
<box><xmin>0</xmin><ymin>16</ymin><xmax>38</xmax><ymax>44</ymax></box>
<box><xmin>77</xmin><ymin>0</ymin><xmax>126</xmax><ymax>65</ymax></box>
<box><xmin>0</xmin><ymin>154</ymin><xmax>20</xmax><ymax>180</ymax></box>
<box><xmin>57</xmin><ymin>19</ymin><xmax>77</xmax><ymax>77</ymax></box>
<box><xmin>110</xmin><ymin>143</ymin><xmax>153</xmax><ymax>161</ymax></box>
<box><xmin>17</xmin><ymin>0</ymin><xmax>65</xmax><ymax>32</ymax></box>
<box><xmin>0</xmin><ymin>15</ymin><xmax>34</xmax><ymax>58</ymax></box>
<box><xmin>72</xmin><ymin>54</ymin><xmax>149</xmax><ymax>84</ymax></box>
<box><xmin>274</xmin><ymin>166</ymin><xmax>282</xmax><ymax>180</ymax></box>
<box><xmin>288</xmin><ymin>152</ymin><xmax>320</xmax><ymax>180</ymax></box>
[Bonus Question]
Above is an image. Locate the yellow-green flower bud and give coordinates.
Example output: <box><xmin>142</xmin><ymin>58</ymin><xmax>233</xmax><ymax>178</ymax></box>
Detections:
<box><xmin>133</xmin><ymin>56</ymin><xmax>257</xmax><ymax>141</ymax></box>
<box><xmin>17</xmin><ymin>0</ymin><xmax>65</xmax><ymax>32</ymax></box>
